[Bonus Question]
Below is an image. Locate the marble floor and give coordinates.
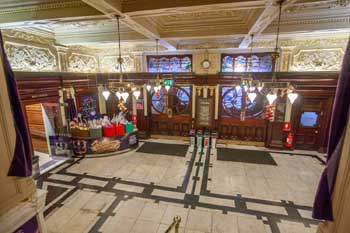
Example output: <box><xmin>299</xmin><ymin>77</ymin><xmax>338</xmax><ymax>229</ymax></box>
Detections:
<box><xmin>36</xmin><ymin>151</ymin><xmax>69</xmax><ymax>175</ymax></box>
<box><xmin>37</xmin><ymin>140</ymin><xmax>324</xmax><ymax>233</ymax></box>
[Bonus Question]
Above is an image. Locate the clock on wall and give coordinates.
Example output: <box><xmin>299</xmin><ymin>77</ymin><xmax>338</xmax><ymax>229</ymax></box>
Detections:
<box><xmin>201</xmin><ymin>59</ymin><xmax>211</xmax><ymax>69</ymax></box>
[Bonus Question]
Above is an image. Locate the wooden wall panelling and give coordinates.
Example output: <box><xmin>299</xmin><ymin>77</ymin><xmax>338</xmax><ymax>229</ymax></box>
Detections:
<box><xmin>14</xmin><ymin>71</ymin><xmax>339</xmax><ymax>150</ymax></box>
<box><xmin>218</xmin><ymin>117</ymin><xmax>267</xmax><ymax>142</ymax></box>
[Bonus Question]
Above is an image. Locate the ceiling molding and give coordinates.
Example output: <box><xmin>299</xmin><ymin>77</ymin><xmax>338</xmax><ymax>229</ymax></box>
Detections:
<box><xmin>122</xmin><ymin>0</ymin><xmax>265</xmax><ymax>15</ymax></box>
<box><xmin>239</xmin><ymin>0</ymin><xmax>298</xmax><ymax>48</ymax></box>
<box><xmin>0</xmin><ymin>1</ymin><xmax>103</xmax><ymax>24</ymax></box>
<box><xmin>81</xmin><ymin>0</ymin><xmax>177</xmax><ymax>51</ymax></box>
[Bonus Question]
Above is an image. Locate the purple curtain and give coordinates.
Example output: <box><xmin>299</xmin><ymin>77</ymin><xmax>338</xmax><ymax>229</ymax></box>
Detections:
<box><xmin>64</xmin><ymin>98</ymin><xmax>77</xmax><ymax>120</ymax></box>
<box><xmin>0</xmin><ymin>31</ymin><xmax>33</xmax><ymax>177</ymax></box>
<box><xmin>313</xmin><ymin>37</ymin><xmax>350</xmax><ymax>220</ymax></box>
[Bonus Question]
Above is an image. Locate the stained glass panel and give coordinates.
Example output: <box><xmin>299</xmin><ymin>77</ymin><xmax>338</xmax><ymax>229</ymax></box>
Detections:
<box><xmin>181</xmin><ymin>57</ymin><xmax>192</xmax><ymax>72</ymax></box>
<box><xmin>221</xmin><ymin>53</ymin><xmax>273</xmax><ymax>72</ymax></box>
<box><xmin>234</xmin><ymin>56</ymin><xmax>247</xmax><ymax>72</ymax></box>
<box><xmin>151</xmin><ymin>89</ymin><xmax>165</xmax><ymax>114</ymax></box>
<box><xmin>247</xmin><ymin>55</ymin><xmax>260</xmax><ymax>72</ymax></box>
<box><xmin>148</xmin><ymin>57</ymin><xmax>158</xmax><ymax>73</ymax></box>
<box><xmin>260</xmin><ymin>55</ymin><xmax>273</xmax><ymax>72</ymax></box>
<box><xmin>170</xmin><ymin>57</ymin><xmax>180</xmax><ymax>72</ymax></box>
<box><xmin>147</xmin><ymin>55</ymin><xmax>192</xmax><ymax>72</ymax></box>
<box><xmin>221</xmin><ymin>87</ymin><xmax>243</xmax><ymax>117</ymax></box>
<box><xmin>172</xmin><ymin>86</ymin><xmax>191</xmax><ymax>115</ymax></box>
<box><xmin>221</xmin><ymin>87</ymin><xmax>266</xmax><ymax>118</ymax></box>
<box><xmin>222</xmin><ymin>56</ymin><xmax>234</xmax><ymax>72</ymax></box>
<box><xmin>159</xmin><ymin>57</ymin><xmax>170</xmax><ymax>72</ymax></box>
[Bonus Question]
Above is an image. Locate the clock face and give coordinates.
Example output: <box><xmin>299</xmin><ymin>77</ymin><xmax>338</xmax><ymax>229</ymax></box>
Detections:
<box><xmin>201</xmin><ymin>60</ymin><xmax>211</xmax><ymax>69</ymax></box>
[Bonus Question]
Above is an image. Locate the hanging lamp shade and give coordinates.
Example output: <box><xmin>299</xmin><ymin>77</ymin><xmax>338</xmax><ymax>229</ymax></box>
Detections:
<box><xmin>133</xmin><ymin>90</ymin><xmax>141</xmax><ymax>99</ymax></box>
<box><xmin>249</xmin><ymin>86</ymin><xmax>256</xmax><ymax>92</ymax></box>
<box><xmin>287</xmin><ymin>92</ymin><xmax>298</xmax><ymax>104</ymax></box>
<box><xmin>102</xmin><ymin>89</ymin><xmax>110</xmax><ymax>100</ymax></box>
<box><xmin>153</xmin><ymin>86</ymin><xmax>159</xmax><ymax>92</ymax></box>
<box><xmin>121</xmin><ymin>92</ymin><xmax>129</xmax><ymax>102</ymax></box>
<box><xmin>116</xmin><ymin>91</ymin><xmax>122</xmax><ymax>100</ymax></box>
<box><xmin>146</xmin><ymin>84</ymin><xmax>152</xmax><ymax>92</ymax></box>
<box><xmin>235</xmin><ymin>85</ymin><xmax>241</xmax><ymax>92</ymax></box>
<box><xmin>165</xmin><ymin>85</ymin><xmax>170</xmax><ymax>92</ymax></box>
<box><xmin>257</xmin><ymin>86</ymin><xmax>263</xmax><ymax>92</ymax></box>
<box><xmin>266</xmin><ymin>92</ymin><xmax>277</xmax><ymax>105</ymax></box>
<box><xmin>248</xmin><ymin>92</ymin><xmax>257</xmax><ymax>102</ymax></box>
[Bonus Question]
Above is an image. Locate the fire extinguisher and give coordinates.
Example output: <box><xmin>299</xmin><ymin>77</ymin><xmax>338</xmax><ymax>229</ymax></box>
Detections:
<box><xmin>284</xmin><ymin>133</ymin><xmax>294</xmax><ymax>148</ymax></box>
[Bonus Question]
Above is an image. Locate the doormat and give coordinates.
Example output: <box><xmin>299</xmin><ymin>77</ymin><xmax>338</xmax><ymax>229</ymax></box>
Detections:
<box><xmin>217</xmin><ymin>148</ymin><xmax>277</xmax><ymax>166</ymax></box>
<box><xmin>137</xmin><ymin>142</ymin><xmax>188</xmax><ymax>157</ymax></box>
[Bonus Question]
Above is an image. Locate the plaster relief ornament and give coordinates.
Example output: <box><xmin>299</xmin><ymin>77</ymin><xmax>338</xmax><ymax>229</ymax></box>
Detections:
<box><xmin>68</xmin><ymin>54</ymin><xmax>98</xmax><ymax>72</ymax></box>
<box><xmin>101</xmin><ymin>55</ymin><xmax>134</xmax><ymax>72</ymax></box>
<box><xmin>291</xmin><ymin>49</ymin><xmax>343</xmax><ymax>71</ymax></box>
<box><xmin>4</xmin><ymin>43</ymin><xmax>57</xmax><ymax>71</ymax></box>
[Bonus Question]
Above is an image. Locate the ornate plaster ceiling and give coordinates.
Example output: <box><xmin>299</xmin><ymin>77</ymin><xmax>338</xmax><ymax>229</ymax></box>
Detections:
<box><xmin>0</xmin><ymin>0</ymin><xmax>349</xmax><ymax>51</ymax></box>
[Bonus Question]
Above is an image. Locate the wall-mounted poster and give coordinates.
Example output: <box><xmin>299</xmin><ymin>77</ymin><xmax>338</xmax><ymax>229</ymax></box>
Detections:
<box><xmin>196</xmin><ymin>97</ymin><xmax>213</xmax><ymax>128</ymax></box>
<box><xmin>275</xmin><ymin>102</ymin><xmax>286</xmax><ymax>122</ymax></box>
<box><xmin>49</xmin><ymin>135</ymin><xmax>73</xmax><ymax>157</ymax></box>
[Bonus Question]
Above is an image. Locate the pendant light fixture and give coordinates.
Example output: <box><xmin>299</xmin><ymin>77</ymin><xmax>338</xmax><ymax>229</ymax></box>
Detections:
<box><xmin>121</xmin><ymin>91</ymin><xmax>129</xmax><ymax>102</ymax></box>
<box><xmin>116</xmin><ymin>15</ymin><xmax>130</xmax><ymax>101</ymax></box>
<box><xmin>146</xmin><ymin>84</ymin><xmax>152</xmax><ymax>92</ymax></box>
<box><xmin>287</xmin><ymin>92</ymin><xmax>298</xmax><ymax>104</ymax></box>
<box><xmin>165</xmin><ymin>85</ymin><xmax>170</xmax><ymax>92</ymax></box>
<box><xmin>102</xmin><ymin>87</ymin><xmax>111</xmax><ymax>100</ymax></box>
<box><xmin>116</xmin><ymin>90</ymin><xmax>122</xmax><ymax>100</ymax></box>
<box><xmin>248</xmin><ymin>92</ymin><xmax>257</xmax><ymax>103</ymax></box>
<box><xmin>235</xmin><ymin>85</ymin><xmax>241</xmax><ymax>92</ymax></box>
<box><xmin>266</xmin><ymin>92</ymin><xmax>277</xmax><ymax>105</ymax></box>
<box><xmin>133</xmin><ymin>90</ymin><xmax>141</xmax><ymax>99</ymax></box>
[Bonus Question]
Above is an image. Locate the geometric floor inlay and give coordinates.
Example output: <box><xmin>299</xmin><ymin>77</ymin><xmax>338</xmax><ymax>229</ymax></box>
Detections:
<box><xmin>38</xmin><ymin>141</ymin><xmax>324</xmax><ymax>233</ymax></box>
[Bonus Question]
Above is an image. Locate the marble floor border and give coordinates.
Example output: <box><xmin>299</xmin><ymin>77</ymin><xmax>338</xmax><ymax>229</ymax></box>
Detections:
<box><xmin>38</xmin><ymin>143</ymin><xmax>320</xmax><ymax>233</ymax></box>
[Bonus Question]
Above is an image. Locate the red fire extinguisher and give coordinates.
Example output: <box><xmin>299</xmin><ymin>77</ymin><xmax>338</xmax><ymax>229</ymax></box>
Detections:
<box><xmin>284</xmin><ymin>133</ymin><xmax>294</xmax><ymax>148</ymax></box>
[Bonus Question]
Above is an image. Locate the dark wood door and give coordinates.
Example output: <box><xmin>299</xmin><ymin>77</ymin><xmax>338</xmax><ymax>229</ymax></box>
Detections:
<box><xmin>150</xmin><ymin>86</ymin><xmax>192</xmax><ymax>136</ymax></box>
<box><xmin>293</xmin><ymin>97</ymin><xmax>332</xmax><ymax>151</ymax></box>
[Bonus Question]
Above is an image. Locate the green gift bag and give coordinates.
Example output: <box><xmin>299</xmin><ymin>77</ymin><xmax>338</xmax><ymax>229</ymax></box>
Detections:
<box><xmin>125</xmin><ymin>122</ymin><xmax>134</xmax><ymax>133</ymax></box>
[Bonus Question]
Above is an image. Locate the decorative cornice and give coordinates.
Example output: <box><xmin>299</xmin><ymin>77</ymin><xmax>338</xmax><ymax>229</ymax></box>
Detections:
<box><xmin>270</xmin><ymin>16</ymin><xmax>350</xmax><ymax>27</ymax></box>
<box><xmin>2</xmin><ymin>29</ymin><xmax>55</xmax><ymax>46</ymax></box>
<box><xmin>254</xmin><ymin>37</ymin><xmax>349</xmax><ymax>48</ymax></box>
<box><xmin>0</xmin><ymin>1</ymin><xmax>86</xmax><ymax>15</ymax></box>
<box><xmin>177</xmin><ymin>41</ymin><xmax>240</xmax><ymax>50</ymax></box>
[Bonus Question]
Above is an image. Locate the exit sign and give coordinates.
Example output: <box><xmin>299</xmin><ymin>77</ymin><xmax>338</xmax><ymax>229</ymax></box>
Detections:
<box><xmin>164</xmin><ymin>79</ymin><xmax>173</xmax><ymax>86</ymax></box>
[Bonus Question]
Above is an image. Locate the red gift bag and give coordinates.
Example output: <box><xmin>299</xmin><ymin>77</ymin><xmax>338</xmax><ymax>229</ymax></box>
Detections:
<box><xmin>103</xmin><ymin>124</ymin><xmax>116</xmax><ymax>137</ymax></box>
<box><xmin>115</xmin><ymin>124</ymin><xmax>125</xmax><ymax>136</ymax></box>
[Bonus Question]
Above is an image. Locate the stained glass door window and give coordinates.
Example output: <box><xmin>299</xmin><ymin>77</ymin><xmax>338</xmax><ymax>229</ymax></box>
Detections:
<box><xmin>221</xmin><ymin>86</ymin><xmax>266</xmax><ymax>118</ymax></box>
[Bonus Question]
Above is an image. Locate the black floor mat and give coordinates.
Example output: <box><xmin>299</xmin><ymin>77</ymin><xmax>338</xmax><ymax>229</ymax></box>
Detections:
<box><xmin>217</xmin><ymin>148</ymin><xmax>277</xmax><ymax>166</ymax></box>
<box><xmin>137</xmin><ymin>142</ymin><xmax>188</xmax><ymax>157</ymax></box>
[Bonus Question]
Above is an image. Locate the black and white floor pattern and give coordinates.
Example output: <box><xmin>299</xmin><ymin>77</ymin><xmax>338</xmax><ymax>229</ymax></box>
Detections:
<box><xmin>37</xmin><ymin>140</ymin><xmax>324</xmax><ymax>233</ymax></box>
